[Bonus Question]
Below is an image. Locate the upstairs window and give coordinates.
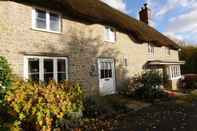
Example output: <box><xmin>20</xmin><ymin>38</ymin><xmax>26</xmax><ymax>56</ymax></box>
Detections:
<box><xmin>49</xmin><ymin>12</ymin><xmax>60</xmax><ymax>32</ymax></box>
<box><xmin>124</xmin><ymin>58</ymin><xmax>128</xmax><ymax>67</ymax></box>
<box><xmin>104</xmin><ymin>26</ymin><xmax>116</xmax><ymax>43</ymax></box>
<box><xmin>148</xmin><ymin>44</ymin><xmax>154</xmax><ymax>56</ymax></box>
<box><xmin>35</xmin><ymin>9</ymin><xmax>47</xmax><ymax>29</ymax></box>
<box><xmin>165</xmin><ymin>47</ymin><xmax>171</xmax><ymax>56</ymax></box>
<box><xmin>32</xmin><ymin>8</ymin><xmax>61</xmax><ymax>32</ymax></box>
<box><xmin>167</xmin><ymin>48</ymin><xmax>171</xmax><ymax>55</ymax></box>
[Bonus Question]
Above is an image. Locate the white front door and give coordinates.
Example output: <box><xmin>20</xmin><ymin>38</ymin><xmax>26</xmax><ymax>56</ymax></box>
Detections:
<box><xmin>98</xmin><ymin>58</ymin><xmax>116</xmax><ymax>95</ymax></box>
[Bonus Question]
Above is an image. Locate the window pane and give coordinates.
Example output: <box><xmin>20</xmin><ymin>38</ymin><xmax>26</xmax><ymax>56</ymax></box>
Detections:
<box><xmin>28</xmin><ymin>58</ymin><xmax>39</xmax><ymax>73</ymax></box>
<box><xmin>108</xmin><ymin>69</ymin><xmax>112</xmax><ymax>78</ymax></box>
<box><xmin>44</xmin><ymin>59</ymin><xmax>54</xmax><ymax>82</ymax></box>
<box><xmin>35</xmin><ymin>9</ymin><xmax>46</xmax><ymax>29</ymax></box>
<box><xmin>57</xmin><ymin>59</ymin><xmax>66</xmax><ymax>81</ymax></box>
<box><xmin>105</xmin><ymin>27</ymin><xmax>115</xmax><ymax>42</ymax></box>
<box><xmin>58</xmin><ymin>59</ymin><xmax>65</xmax><ymax>72</ymax></box>
<box><xmin>50</xmin><ymin>13</ymin><xmax>60</xmax><ymax>31</ymax></box>
<box><xmin>28</xmin><ymin>58</ymin><xmax>39</xmax><ymax>81</ymax></box>
<box><xmin>58</xmin><ymin>73</ymin><xmax>66</xmax><ymax>82</ymax></box>
<box><xmin>105</xmin><ymin>27</ymin><xmax>110</xmax><ymax>41</ymax></box>
<box><xmin>105</xmin><ymin>69</ymin><xmax>109</xmax><ymax>78</ymax></box>
<box><xmin>168</xmin><ymin>49</ymin><xmax>170</xmax><ymax>55</ymax></box>
<box><xmin>175</xmin><ymin>66</ymin><xmax>177</xmax><ymax>77</ymax></box>
<box><xmin>124</xmin><ymin>58</ymin><xmax>128</xmax><ymax>66</ymax></box>
<box><xmin>101</xmin><ymin>69</ymin><xmax>105</xmax><ymax>79</ymax></box>
<box><xmin>29</xmin><ymin>74</ymin><xmax>39</xmax><ymax>81</ymax></box>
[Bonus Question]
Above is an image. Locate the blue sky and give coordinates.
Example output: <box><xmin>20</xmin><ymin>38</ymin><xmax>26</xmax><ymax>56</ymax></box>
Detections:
<box><xmin>102</xmin><ymin>0</ymin><xmax>197</xmax><ymax>44</ymax></box>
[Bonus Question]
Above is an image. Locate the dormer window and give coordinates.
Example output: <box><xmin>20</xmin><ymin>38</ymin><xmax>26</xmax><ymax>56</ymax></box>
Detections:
<box><xmin>148</xmin><ymin>44</ymin><xmax>154</xmax><ymax>56</ymax></box>
<box><xmin>32</xmin><ymin>8</ymin><xmax>61</xmax><ymax>33</ymax></box>
<box><xmin>104</xmin><ymin>26</ymin><xmax>116</xmax><ymax>43</ymax></box>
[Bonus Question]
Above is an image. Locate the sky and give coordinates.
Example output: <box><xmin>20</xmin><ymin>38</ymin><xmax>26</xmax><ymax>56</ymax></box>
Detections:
<box><xmin>101</xmin><ymin>0</ymin><xmax>197</xmax><ymax>45</ymax></box>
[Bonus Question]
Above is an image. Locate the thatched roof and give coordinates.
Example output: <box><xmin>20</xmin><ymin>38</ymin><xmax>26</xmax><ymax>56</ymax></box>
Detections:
<box><xmin>12</xmin><ymin>0</ymin><xmax>180</xmax><ymax>50</ymax></box>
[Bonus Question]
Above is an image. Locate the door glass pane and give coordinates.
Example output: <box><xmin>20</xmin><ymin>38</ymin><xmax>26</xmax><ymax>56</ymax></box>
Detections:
<box><xmin>100</xmin><ymin>62</ymin><xmax>113</xmax><ymax>78</ymax></box>
<box><xmin>108</xmin><ymin>62</ymin><xmax>112</xmax><ymax>78</ymax></box>
<box><xmin>105</xmin><ymin>69</ymin><xmax>108</xmax><ymax>78</ymax></box>
<box><xmin>44</xmin><ymin>59</ymin><xmax>54</xmax><ymax>82</ymax></box>
<box><xmin>28</xmin><ymin>58</ymin><xmax>39</xmax><ymax>81</ymax></box>
<box><xmin>100</xmin><ymin>62</ymin><xmax>105</xmax><ymax>79</ymax></box>
<box><xmin>101</xmin><ymin>69</ymin><xmax>105</xmax><ymax>79</ymax></box>
<box><xmin>104</xmin><ymin>62</ymin><xmax>108</xmax><ymax>78</ymax></box>
<box><xmin>35</xmin><ymin>9</ymin><xmax>46</xmax><ymax>29</ymax></box>
<box><xmin>57</xmin><ymin>59</ymin><xmax>66</xmax><ymax>81</ymax></box>
<box><xmin>50</xmin><ymin>12</ymin><xmax>60</xmax><ymax>31</ymax></box>
<box><xmin>108</xmin><ymin>69</ymin><xmax>112</xmax><ymax>78</ymax></box>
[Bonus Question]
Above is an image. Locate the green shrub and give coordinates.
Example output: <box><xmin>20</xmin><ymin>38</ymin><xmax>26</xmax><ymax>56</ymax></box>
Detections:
<box><xmin>83</xmin><ymin>97</ymin><xmax>103</xmax><ymax>118</ymax></box>
<box><xmin>126</xmin><ymin>71</ymin><xmax>168</xmax><ymax>102</ymax></box>
<box><xmin>83</xmin><ymin>96</ymin><xmax>130</xmax><ymax>119</ymax></box>
<box><xmin>179</xmin><ymin>75</ymin><xmax>197</xmax><ymax>91</ymax></box>
<box><xmin>0</xmin><ymin>56</ymin><xmax>12</xmax><ymax>102</ymax></box>
<box><xmin>5</xmin><ymin>80</ymin><xmax>84</xmax><ymax>131</ymax></box>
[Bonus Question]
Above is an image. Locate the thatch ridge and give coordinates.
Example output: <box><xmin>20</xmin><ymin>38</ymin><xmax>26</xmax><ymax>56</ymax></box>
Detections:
<box><xmin>11</xmin><ymin>0</ymin><xmax>180</xmax><ymax>50</ymax></box>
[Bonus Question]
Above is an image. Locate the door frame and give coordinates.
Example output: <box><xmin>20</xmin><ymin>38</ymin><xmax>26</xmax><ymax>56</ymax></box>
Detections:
<box><xmin>97</xmin><ymin>58</ymin><xmax>116</xmax><ymax>95</ymax></box>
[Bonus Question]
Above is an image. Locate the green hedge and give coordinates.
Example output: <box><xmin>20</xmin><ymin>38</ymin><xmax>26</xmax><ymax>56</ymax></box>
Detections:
<box><xmin>0</xmin><ymin>56</ymin><xmax>12</xmax><ymax>102</ymax></box>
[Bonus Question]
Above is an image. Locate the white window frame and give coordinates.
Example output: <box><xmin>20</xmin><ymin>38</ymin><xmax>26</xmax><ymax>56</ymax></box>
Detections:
<box><xmin>32</xmin><ymin>8</ymin><xmax>61</xmax><ymax>33</ymax></box>
<box><xmin>123</xmin><ymin>56</ymin><xmax>128</xmax><ymax>67</ymax></box>
<box><xmin>104</xmin><ymin>26</ymin><xmax>116</xmax><ymax>43</ymax></box>
<box><xmin>24</xmin><ymin>56</ymin><xmax>68</xmax><ymax>82</ymax></box>
<box><xmin>167</xmin><ymin>65</ymin><xmax>181</xmax><ymax>80</ymax></box>
<box><xmin>148</xmin><ymin>44</ymin><xmax>154</xmax><ymax>56</ymax></box>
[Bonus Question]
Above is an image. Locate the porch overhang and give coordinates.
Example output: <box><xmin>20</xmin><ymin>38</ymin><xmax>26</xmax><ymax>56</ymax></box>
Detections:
<box><xmin>147</xmin><ymin>60</ymin><xmax>185</xmax><ymax>65</ymax></box>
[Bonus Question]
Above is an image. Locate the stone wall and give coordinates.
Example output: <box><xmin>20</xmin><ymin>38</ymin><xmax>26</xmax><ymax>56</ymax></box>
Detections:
<box><xmin>0</xmin><ymin>1</ymin><xmax>180</xmax><ymax>95</ymax></box>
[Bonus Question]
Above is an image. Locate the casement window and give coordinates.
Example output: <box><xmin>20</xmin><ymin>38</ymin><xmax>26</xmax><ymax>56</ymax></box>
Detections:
<box><xmin>124</xmin><ymin>58</ymin><xmax>128</xmax><ymax>67</ymax></box>
<box><xmin>167</xmin><ymin>48</ymin><xmax>171</xmax><ymax>55</ymax></box>
<box><xmin>104</xmin><ymin>26</ymin><xmax>116</xmax><ymax>43</ymax></box>
<box><xmin>123</xmin><ymin>57</ymin><xmax>128</xmax><ymax>67</ymax></box>
<box><xmin>24</xmin><ymin>56</ymin><xmax>68</xmax><ymax>83</ymax></box>
<box><xmin>148</xmin><ymin>44</ymin><xmax>154</xmax><ymax>56</ymax></box>
<box><xmin>167</xmin><ymin>65</ymin><xmax>181</xmax><ymax>80</ymax></box>
<box><xmin>32</xmin><ymin>8</ymin><xmax>61</xmax><ymax>33</ymax></box>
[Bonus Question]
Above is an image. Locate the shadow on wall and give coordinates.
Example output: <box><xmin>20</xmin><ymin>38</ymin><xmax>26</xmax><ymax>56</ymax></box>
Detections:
<box><xmin>50</xmin><ymin>27</ymin><xmax>129</xmax><ymax>95</ymax></box>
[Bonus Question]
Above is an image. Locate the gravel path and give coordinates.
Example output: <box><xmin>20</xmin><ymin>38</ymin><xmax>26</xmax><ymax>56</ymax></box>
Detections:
<box><xmin>112</xmin><ymin>100</ymin><xmax>197</xmax><ymax>131</ymax></box>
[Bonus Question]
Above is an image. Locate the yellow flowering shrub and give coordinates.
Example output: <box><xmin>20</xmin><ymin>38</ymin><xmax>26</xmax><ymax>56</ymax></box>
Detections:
<box><xmin>5</xmin><ymin>80</ymin><xmax>84</xmax><ymax>131</ymax></box>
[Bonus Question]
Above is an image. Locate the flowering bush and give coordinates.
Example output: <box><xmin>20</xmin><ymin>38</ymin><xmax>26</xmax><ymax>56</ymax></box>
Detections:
<box><xmin>5</xmin><ymin>80</ymin><xmax>84</xmax><ymax>131</ymax></box>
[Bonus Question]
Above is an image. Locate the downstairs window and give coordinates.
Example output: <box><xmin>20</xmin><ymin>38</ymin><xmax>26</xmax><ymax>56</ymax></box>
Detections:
<box><xmin>24</xmin><ymin>56</ymin><xmax>68</xmax><ymax>83</ymax></box>
<box><xmin>166</xmin><ymin>65</ymin><xmax>181</xmax><ymax>80</ymax></box>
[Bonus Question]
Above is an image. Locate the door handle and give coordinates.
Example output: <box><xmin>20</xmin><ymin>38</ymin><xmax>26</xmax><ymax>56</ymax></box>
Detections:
<box><xmin>105</xmin><ymin>78</ymin><xmax>110</xmax><ymax>81</ymax></box>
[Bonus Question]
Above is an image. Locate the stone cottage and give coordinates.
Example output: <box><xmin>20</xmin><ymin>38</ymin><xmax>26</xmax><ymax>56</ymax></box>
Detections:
<box><xmin>0</xmin><ymin>0</ymin><xmax>184</xmax><ymax>95</ymax></box>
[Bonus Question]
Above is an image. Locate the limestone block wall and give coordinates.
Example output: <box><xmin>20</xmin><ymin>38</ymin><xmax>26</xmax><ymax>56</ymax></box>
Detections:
<box><xmin>0</xmin><ymin>1</ymin><xmax>180</xmax><ymax>95</ymax></box>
